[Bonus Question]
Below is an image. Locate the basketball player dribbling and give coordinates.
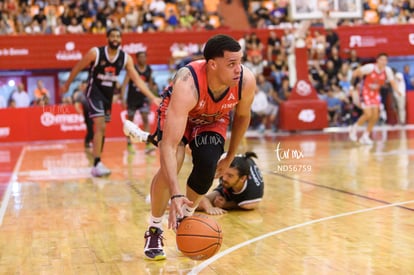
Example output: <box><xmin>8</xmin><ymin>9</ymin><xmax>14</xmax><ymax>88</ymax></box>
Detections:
<box><xmin>349</xmin><ymin>53</ymin><xmax>401</xmax><ymax>145</ymax></box>
<box><xmin>125</xmin><ymin>34</ymin><xmax>256</xmax><ymax>260</ymax></box>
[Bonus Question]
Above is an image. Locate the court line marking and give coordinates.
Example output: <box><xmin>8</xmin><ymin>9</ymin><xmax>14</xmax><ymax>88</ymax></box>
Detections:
<box><xmin>0</xmin><ymin>146</ymin><xmax>26</xmax><ymax>227</ymax></box>
<box><xmin>188</xmin><ymin>199</ymin><xmax>414</xmax><ymax>274</ymax></box>
<box><xmin>271</xmin><ymin>171</ymin><xmax>414</xmax><ymax>212</ymax></box>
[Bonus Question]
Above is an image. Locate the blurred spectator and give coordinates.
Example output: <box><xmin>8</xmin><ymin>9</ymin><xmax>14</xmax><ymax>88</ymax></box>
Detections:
<box><xmin>324</xmin><ymin>60</ymin><xmax>339</xmax><ymax>86</ymax></box>
<box><xmin>59</xmin><ymin>5</ymin><xmax>73</xmax><ymax>26</ymax></box>
<box><xmin>142</xmin><ymin>6</ymin><xmax>158</xmax><ymax>32</ymax></box>
<box><xmin>0</xmin><ymin>15</ymin><xmax>13</xmax><ymax>35</ymax></box>
<box><xmin>325</xmin><ymin>28</ymin><xmax>339</xmax><ymax>56</ymax></box>
<box><xmin>266</xmin><ymin>31</ymin><xmax>281</xmax><ymax>61</ymax></box>
<box><xmin>249</xmin><ymin>1</ymin><xmax>271</xmax><ymax>28</ymax></box>
<box><xmin>32</xmin><ymin>7</ymin><xmax>47</xmax><ymax>33</ymax></box>
<box><xmin>402</xmin><ymin>64</ymin><xmax>414</xmax><ymax>90</ymax></box>
<box><xmin>149</xmin><ymin>0</ymin><xmax>166</xmax><ymax>17</ymax></box>
<box><xmin>169</xmin><ymin>42</ymin><xmax>190</xmax><ymax>71</ymax></box>
<box><xmin>16</xmin><ymin>7</ymin><xmax>32</xmax><ymax>33</ymax></box>
<box><xmin>67</xmin><ymin>16</ymin><xmax>84</xmax><ymax>33</ymax></box>
<box><xmin>322</xmin><ymin>86</ymin><xmax>342</xmax><ymax>126</ymax></box>
<box><xmin>91</xmin><ymin>18</ymin><xmax>106</xmax><ymax>34</ymax></box>
<box><xmin>251</xmin><ymin>86</ymin><xmax>270</xmax><ymax>133</ymax></box>
<box><xmin>337</xmin><ymin>62</ymin><xmax>352</xmax><ymax>94</ymax></box>
<box><xmin>327</xmin><ymin>46</ymin><xmax>343</xmax><ymax>75</ymax></box>
<box><xmin>309</xmin><ymin>60</ymin><xmax>325</xmax><ymax>91</ymax></box>
<box><xmin>408</xmin><ymin>13</ymin><xmax>414</xmax><ymax>23</ymax></box>
<box><xmin>347</xmin><ymin>49</ymin><xmax>362</xmax><ymax>71</ymax></box>
<box><xmin>393</xmin><ymin>68</ymin><xmax>406</xmax><ymax>124</ymax></box>
<box><xmin>124</xmin><ymin>5</ymin><xmax>140</xmax><ymax>31</ymax></box>
<box><xmin>311</xmin><ymin>30</ymin><xmax>327</xmax><ymax>62</ymax></box>
<box><xmin>380</xmin><ymin>11</ymin><xmax>397</xmax><ymax>24</ymax></box>
<box><xmin>26</xmin><ymin>20</ymin><xmax>43</xmax><ymax>34</ymax></box>
<box><xmin>96</xmin><ymin>5</ymin><xmax>113</xmax><ymax>28</ymax></box>
<box><xmin>178</xmin><ymin>8</ymin><xmax>195</xmax><ymax>30</ymax></box>
<box><xmin>275</xmin><ymin>76</ymin><xmax>291</xmax><ymax>105</ymax></box>
<box><xmin>165</xmin><ymin>6</ymin><xmax>179</xmax><ymax>30</ymax></box>
<box><xmin>45</xmin><ymin>5</ymin><xmax>58</xmax><ymax>33</ymax></box>
<box><xmin>246</xmin><ymin>32</ymin><xmax>263</xmax><ymax>56</ymax></box>
<box><xmin>109</xmin><ymin>1</ymin><xmax>127</xmax><ymax>28</ymax></box>
<box><xmin>81</xmin><ymin>0</ymin><xmax>99</xmax><ymax>18</ymax></box>
<box><xmin>281</xmin><ymin>28</ymin><xmax>295</xmax><ymax>56</ymax></box>
<box><xmin>238</xmin><ymin>32</ymin><xmax>250</xmax><ymax>57</ymax></box>
<box><xmin>269</xmin><ymin>53</ymin><xmax>287</xmax><ymax>89</ymax></box>
<box><xmin>33</xmin><ymin>80</ymin><xmax>50</xmax><ymax>106</ymax></box>
<box><xmin>11</xmin><ymin>83</ymin><xmax>30</xmax><ymax>108</ymax></box>
<box><xmin>255</xmin><ymin>74</ymin><xmax>278</xmax><ymax>131</ymax></box>
<box><xmin>54</xmin><ymin>17</ymin><xmax>67</xmax><ymax>34</ymax></box>
<box><xmin>243</xmin><ymin>50</ymin><xmax>266</xmax><ymax>76</ymax></box>
<box><xmin>190</xmin><ymin>0</ymin><xmax>204</xmax><ymax>13</ymax></box>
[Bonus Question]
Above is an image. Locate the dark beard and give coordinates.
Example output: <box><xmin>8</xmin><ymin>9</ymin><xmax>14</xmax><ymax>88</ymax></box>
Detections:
<box><xmin>108</xmin><ymin>42</ymin><xmax>119</xmax><ymax>50</ymax></box>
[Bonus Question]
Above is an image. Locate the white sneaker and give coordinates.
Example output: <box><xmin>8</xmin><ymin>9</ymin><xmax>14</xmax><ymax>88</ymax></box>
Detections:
<box><xmin>349</xmin><ymin>125</ymin><xmax>357</xmax><ymax>142</ymax></box>
<box><xmin>123</xmin><ymin>120</ymin><xmax>149</xmax><ymax>143</ymax></box>
<box><xmin>359</xmin><ymin>134</ymin><xmax>373</xmax><ymax>145</ymax></box>
<box><xmin>91</xmin><ymin>162</ymin><xmax>111</xmax><ymax>177</ymax></box>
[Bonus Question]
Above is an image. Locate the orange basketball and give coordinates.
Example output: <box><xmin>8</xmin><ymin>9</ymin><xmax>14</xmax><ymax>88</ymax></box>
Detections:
<box><xmin>176</xmin><ymin>215</ymin><xmax>223</xmax><ymax>260</ymax></box>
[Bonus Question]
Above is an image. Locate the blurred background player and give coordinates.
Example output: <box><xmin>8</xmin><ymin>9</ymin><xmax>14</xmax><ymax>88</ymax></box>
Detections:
<box><xmin>349</xmin><ymin>53</ymin><xmax>401</xmax><ymax>145</ymax></box>
<box><xmin>121</xmin><ymin>51</ymin><xmax>155</xmax><ymax>154</ymax></box>
<box><xmin>197</xmin><ymin>152</ymin><xmax>264</xmax><ymax>215</ymax></box>
<box><xmin>61</xmin><ymin>27</ymin><xmax>160</xmax><ymax>177</ymax></box>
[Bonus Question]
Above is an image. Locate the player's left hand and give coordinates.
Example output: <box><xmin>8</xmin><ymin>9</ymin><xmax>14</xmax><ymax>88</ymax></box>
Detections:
<box><xmin>213</xmin><ymin>195</ymin><xmax>226</xmax><ymax>208</ymax></box>
<box><xmin>205</xmin><ymin>206</ymin><xmax>227</xmax><ymax>215</ymax></box>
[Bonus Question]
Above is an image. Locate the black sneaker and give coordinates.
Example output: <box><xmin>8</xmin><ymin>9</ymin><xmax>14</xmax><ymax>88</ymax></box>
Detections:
<box><xmin>144</xmin><ymin>227</ymin><xmax>166</xmax><ymax>261</ymax></box>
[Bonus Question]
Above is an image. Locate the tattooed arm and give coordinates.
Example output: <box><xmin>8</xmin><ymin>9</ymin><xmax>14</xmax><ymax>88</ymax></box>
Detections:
<box><xmin>160</xmin><ymin>67</ymin><xmax>198</xmax><ymax>228</ymax></box>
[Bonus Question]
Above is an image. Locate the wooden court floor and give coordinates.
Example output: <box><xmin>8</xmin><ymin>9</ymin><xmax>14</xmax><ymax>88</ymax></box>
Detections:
<box><xmin>0</xmin><ymin>127</ymin><xmax>414</xmax><ymax>274</ymax></box>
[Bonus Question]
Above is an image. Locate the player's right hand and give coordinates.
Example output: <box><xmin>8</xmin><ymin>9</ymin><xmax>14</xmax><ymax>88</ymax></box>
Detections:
<box><xmin>168</xmin><ymin>196</ymin><xmax>193</xmax><ymax>230</ymax></box>
<box><xmin>151</xmin><ymin>97</ymin><xmax>162</xmax><ymax>107</ymax></box>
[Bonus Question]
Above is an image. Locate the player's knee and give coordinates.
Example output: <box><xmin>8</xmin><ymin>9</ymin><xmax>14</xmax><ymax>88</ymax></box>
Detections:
<box><xmin>187</xmin><ymin>134</ymin><xmax>224</xmax><ymax>195</ymax></box>
<box><xmin>94</xmin><ymin>121</ymin><xmax>106</xmax><ymax>133</ymax></box>
<box><xmin>187</xmin><ymin>160</ymin><xmax>217</xmax><ymax>195</ymax></box>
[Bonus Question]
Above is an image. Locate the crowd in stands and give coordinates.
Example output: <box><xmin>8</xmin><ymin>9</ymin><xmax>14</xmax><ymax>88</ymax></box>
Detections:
<box><xmin>2</xmin><ymin>0</ymin><xmax>414</xmax><ymax>36</ymax></box>
<box><xmin>1</xmin><ymin>0</ymin><xmax>413</xmax><ymax>132</ymax></box>
<box><xmin>0</xmin><ymin>0</ymin><xmax>225</xmax><ymax>35</ymax></box>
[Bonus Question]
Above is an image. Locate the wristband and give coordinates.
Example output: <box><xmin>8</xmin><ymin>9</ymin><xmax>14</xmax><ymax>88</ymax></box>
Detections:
<box><xmin>171</xmin><ymin>194</ymin><xmax>185</xmax><ymax>200</ymax></box>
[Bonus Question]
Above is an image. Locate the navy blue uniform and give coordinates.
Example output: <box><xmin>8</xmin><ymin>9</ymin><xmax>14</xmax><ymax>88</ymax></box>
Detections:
<box><xmin>126</xmin><ymin>63</ymin><xmax>152</xmax><ymax>117</ymax></box>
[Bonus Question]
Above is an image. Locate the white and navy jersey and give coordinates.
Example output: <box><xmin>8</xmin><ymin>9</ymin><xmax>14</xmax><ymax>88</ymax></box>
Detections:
<box><xmin>87</xmin><ymin>46</ymin><xmax>127</xmax><ymax>100</ymax></box>
<box><xmin>214</xmin><ymin>158</ymin><xmax>264</xmax><ymax>207</ymax></box>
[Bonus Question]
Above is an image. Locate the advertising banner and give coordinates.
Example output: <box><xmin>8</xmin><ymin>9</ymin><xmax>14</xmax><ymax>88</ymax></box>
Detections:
<box><xmin>0</xmin><ymin>103</ymin><xmax>156</xmax><ymax>143</ymax></box>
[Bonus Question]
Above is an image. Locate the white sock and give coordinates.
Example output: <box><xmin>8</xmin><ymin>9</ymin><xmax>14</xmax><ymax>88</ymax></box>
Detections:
<box><xmin>182</xmin><ymin>205</ymin><xmax>196</xmax><ymax>217</ymax></box>
<box><xmin>149</xmin><ymin>215</ymin><xmax>163</xmax><ymax>230</ymax></box>
<box><xmin>362</xmin><ymin>131</ymin><xmax>370</xmax><ymax>138</ymax></box>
